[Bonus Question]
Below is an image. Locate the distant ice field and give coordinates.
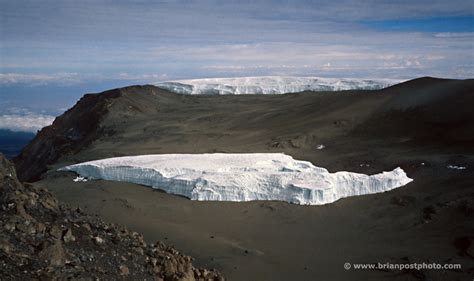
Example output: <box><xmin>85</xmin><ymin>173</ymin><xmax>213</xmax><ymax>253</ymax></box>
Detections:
<box><xmin>155</xmin><ymin>76</ymin><xmax>401</xmax><ymax>95</ymax></box>
<box><xmin>59</xmin><ymin>153</ymin><xmax>413</xmax><ymax>205</ymax></box>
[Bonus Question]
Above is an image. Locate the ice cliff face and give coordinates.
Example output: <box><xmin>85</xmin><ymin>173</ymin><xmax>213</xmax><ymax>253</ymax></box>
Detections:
<box><xmin>154</xmin><ymin>76</ymin><xmax>400</xmax><ymax>95</ymax></box>
<box><xmin>59</xmin><ymin>153</ymin><xmax>412</xmax><ymax>205</ymax></box>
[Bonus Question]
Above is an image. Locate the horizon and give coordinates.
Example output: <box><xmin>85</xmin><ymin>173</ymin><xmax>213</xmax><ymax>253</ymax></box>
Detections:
<box><xmin>1</xmin><ymin>1</ymin><xmax>473</xmax><ymax>132</ymax></box>
<box><xmin>1</xmin><ymin>2</ymin><xmax>473</xmax><ymax>279</ymax></box>
<box><xmin>0</xmin><ymin>75</ymin><xmax>464</xmax><ymax>134</ymax></box>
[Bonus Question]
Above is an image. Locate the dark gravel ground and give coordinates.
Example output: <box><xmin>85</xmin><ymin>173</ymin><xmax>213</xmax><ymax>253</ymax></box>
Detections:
<box><xmin>0</xmin><ymin>153</ymin><xmax>224</xmax><ymax>281</ymax></box>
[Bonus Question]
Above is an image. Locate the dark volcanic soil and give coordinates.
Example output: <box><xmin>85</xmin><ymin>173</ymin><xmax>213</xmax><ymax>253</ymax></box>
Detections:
<box><xmin>1</xmin><ymin>154</ymin><xmax>223</xmax><ymax>280</ymax></box>
<box><xmin>13</xmin><ymin>77</ymin><xmax>474</xmax><ymax>280</ymax></box>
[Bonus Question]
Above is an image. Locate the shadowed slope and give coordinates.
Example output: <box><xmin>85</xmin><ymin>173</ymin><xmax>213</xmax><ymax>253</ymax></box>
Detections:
<box><xmin>14</xmin><ymin>78</ymin><xmax>474</xmax><ymax>181</ymax></box>
<box><xmin>15</xmin><ymin>77</ymin><xmax>474</xmax><ymax>280</ymax></box>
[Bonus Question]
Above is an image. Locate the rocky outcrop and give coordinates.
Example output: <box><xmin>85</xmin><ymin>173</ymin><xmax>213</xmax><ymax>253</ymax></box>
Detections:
<box><xmin>0</xmin><ymin>153</ymin><xmax>224</xmax><ymax>280</ymax></box>
<box><xmin>12</xmin><ymin>88</ymin><xmax>124</xmax><ymax>182</ymax></box>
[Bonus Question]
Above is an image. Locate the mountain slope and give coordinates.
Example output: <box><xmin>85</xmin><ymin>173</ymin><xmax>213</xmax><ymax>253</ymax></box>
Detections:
<box><xmin>355</xmin><ymin>77</ymin><xmax>474</xmax><ymax>146</ymax></box>
<box><xmin>14</xmin><ymin>77</ymin><xmax>474</xmax><ymax>280</ymax></box>
<box><xmin>0</xmin><ymin>153</ymin><xmax>223</xmax><ymax>280</ymax></box>
<box><xmin>13</xmin><ymin>88</ymin><xmax>124</xmax><ymax>182</ymax></box>
<box><xmin>14</xmin><ymin>78</ymin><xmax>474</xmax><ymax>182</ymax></box>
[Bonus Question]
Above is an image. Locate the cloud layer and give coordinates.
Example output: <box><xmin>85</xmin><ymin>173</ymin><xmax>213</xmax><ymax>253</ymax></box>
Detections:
<box><xmin>0</xmin><ymin>113</ymin><xmax>55</xmax><ymax>133</ymax></box>
<box><xmin>0</xmin><ymin>1</ymin><xmax>473</xmax><ymax>86</ymax></box>
<box><xmin>0</xmin><ymin>1</ymin><xmax>472</xmax><ymax>132</ymax></box>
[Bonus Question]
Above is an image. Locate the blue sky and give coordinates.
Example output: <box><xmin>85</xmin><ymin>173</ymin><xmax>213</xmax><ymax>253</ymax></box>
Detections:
<box><xmin>364</xmin><ymin>16</ymin><xmax>473</xmax><ymax>32</ymax></box>
<box><xmin>0</xmin><ymin>0</ymin><xmax>473</xmax><ymax>130</ymax></box>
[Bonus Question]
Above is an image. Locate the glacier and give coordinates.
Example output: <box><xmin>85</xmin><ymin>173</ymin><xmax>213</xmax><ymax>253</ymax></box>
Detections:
<box><xmin>58</xmin><ymin>153</ymin><xmax>413</xmax><ymax>205</ymax></box>
<box><xmin>154</xmin><ymin>76</ymin><xmax>401</xmax><ymax>95</ymax></box>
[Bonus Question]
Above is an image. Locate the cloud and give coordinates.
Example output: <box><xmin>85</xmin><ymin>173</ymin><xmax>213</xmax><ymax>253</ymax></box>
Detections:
<box><xmin>143</xmin><ymin>36</ymin><xmax>469</xmax><ymax>79</ymax></box>
<box><xmin>0</xmin><ymin>1</ymin><xmax>472</xmax><ymax>83</ymax></box>
<box><xmin>0</xmin><ymin>72</ymin><xmax>170</xmax><ymax>85</ymax></box>
<box><xmin>0</xmin><ymin>73</ymin><xmax>81</xmax><ymax>86</ymax></box>
<box><xmin>116</xmin><ymin>73</ymin><xmax>169</xmax><ymax>82</ymax></box>
<box><xmin>0</xmin><ymin>113</ymin><xmax>55</xmax><ymax>132</ymax></box>
<box><xmin>434</xmin><ymin>32</ymin><xmax>474</xmax><ymax>38</ymax></box>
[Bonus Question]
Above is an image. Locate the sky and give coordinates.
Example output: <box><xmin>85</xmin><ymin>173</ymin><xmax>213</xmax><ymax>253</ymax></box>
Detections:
<box><xmin>0</xmin><ymin>0</ymin><xmax>473</xmax><ymax>131</ymax></box>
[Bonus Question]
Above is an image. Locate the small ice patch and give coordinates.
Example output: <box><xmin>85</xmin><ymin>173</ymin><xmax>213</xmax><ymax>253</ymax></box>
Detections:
<box><xmin>58</xmin><ymin>153</ymin><xmax>413</xmax><ymax>205</ymax></box>
<box><xmin>447</xmin><ymin>165</ymin><xmax>467</xmax><ymax>170</ymax></box>
<box><xmin>73</xmin><ymin>176</ymin><xmax>88</xmax><ymax>182</ymax></box>
<box><xmin>316</xmin><ymin>144</ymin><xmax>325</xmax><ymax>150</ymax></box>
